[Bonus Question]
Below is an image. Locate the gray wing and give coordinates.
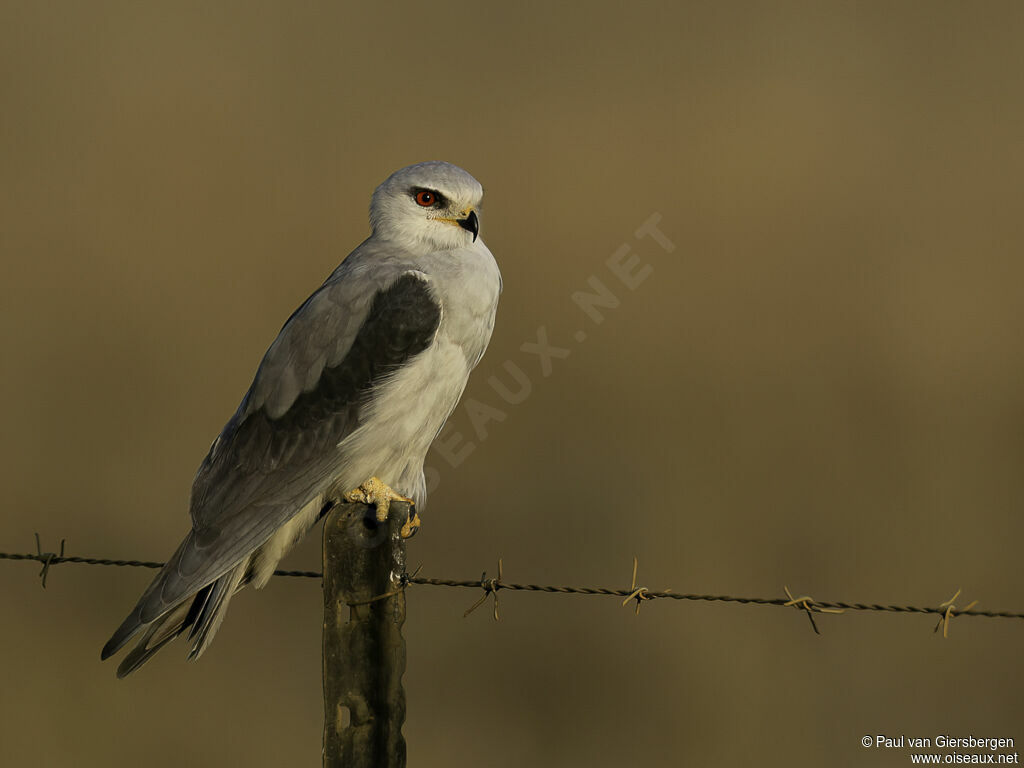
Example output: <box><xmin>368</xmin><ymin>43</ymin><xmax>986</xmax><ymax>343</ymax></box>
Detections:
<box><xmin>102</xmin><ymin>264</ymin><xmax>442</xmax><ymax>660</ymax></box>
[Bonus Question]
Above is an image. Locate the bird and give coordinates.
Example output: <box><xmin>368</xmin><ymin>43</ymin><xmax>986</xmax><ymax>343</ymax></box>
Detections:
<box><xmin>101</xmin><ymin>161</ymin><xmax>501</xmax><ymax>677</ymax></box>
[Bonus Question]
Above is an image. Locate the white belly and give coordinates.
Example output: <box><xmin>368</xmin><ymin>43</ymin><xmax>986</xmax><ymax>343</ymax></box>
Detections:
<box><xmin>333</xmin><ymin>336</ymin><xmax>471</xmax><ymax>505</ymax></box>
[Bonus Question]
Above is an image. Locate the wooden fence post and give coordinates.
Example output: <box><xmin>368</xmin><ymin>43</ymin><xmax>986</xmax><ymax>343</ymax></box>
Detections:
<box><xmin>322</xmin><ymin>500</ymin><xmax>409</xmax><ymax>768</ymax></box>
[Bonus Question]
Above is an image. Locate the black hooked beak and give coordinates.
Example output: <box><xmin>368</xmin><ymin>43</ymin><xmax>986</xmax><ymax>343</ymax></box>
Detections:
<box><xmin>457</xmin><ymin>210</ymin><xmax>479</xmax><ymax>242</ymax></box>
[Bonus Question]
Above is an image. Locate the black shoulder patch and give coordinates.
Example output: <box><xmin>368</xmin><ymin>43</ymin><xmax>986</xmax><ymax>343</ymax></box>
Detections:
<box><xmin>281</xmin><ymin>272</ymin><xmax>442</xmax><ymax>426</ymax></box>
<box><xmin>199</xmin><ymin>273</ymin><xmax>442</xmax><ymax>483</ymax></box>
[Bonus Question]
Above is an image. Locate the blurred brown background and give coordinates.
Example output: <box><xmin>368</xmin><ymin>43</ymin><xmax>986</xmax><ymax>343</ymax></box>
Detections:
<box><xmin>2</xmin><ymin>2</ymin><xmax>1023</xmax><ymax>766</ymax></box>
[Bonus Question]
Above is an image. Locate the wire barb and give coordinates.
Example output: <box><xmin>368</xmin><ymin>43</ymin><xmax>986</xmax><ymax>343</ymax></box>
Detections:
<box><xmin>933</xmin><ymin>588</ymin><xmax>979</xmax><ymax>638</ymax></box>
<box><xmin>345</xmin><ymin>564</ymin><xmax>423</xmax><ymax>608</ymax></box>
<box><xmin>783</xmin><ymin>586</ymin><xmax>846</xmax><ymax>635</ymax></box>
<box><xmin>621</xmin><ymin>556</ymin><xmax>652</xmax><ymax>615</ymax></box>
<box><xmin>400</xmin><ymin>563</ymin><xmax>424</xmax><ymax>587</ymax></box>
<box><xmin>34</xmin><ymin>533</ymin><xmax>65</xmax><ymax>589</ymax></box>
<box><xmin>463</xmin><ymin>558</ymin><xmax>502</xmax><ymax>620</ymax></box>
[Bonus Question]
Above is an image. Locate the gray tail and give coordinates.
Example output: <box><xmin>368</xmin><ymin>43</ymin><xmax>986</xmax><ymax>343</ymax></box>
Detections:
<box><xmin>105</xmin><ymin>563</ymin><xmax>247</xmax><ymax>678</ymax></box>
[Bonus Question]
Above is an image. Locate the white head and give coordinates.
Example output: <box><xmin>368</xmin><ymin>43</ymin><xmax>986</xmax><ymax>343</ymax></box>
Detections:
<box><xmin>369</xmin><ymin>161</ymin><xmax>484</xmax><ymax>252</ymax></box>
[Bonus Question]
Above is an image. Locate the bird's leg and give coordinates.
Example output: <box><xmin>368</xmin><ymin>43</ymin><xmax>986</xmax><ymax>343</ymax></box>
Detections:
<box><xmin>344</xmin><ymin>476</ymin><xmax>420</xmax><ymax>538</ymax></box>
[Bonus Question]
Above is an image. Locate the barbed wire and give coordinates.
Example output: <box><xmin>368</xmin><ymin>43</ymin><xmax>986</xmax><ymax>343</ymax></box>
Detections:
<box><xmin>0</xmin><ymin>535</ymin><xmax>320</xmax><ymax>587</ymax></box>
<box><xmin>3</xmin><ymin>537</ymin><xmax>1022</xmax><ymax>636</ymax></box>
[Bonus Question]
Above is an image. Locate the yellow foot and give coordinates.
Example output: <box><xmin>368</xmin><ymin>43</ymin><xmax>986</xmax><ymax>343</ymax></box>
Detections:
<box><xmin>400</xmin><ymin>510</ymin><xmax>421</xmax><ymax>539</ymax></box>
<box><xmin>344</xmin><ymin>476</ymin><xmax>420</xmax><ymax>538</ymax></box>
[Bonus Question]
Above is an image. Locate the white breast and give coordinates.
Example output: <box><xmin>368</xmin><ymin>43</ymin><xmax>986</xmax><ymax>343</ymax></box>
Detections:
<box><xmin>335</xmin><ymin>239</ymin><xmax>501</xmax><ymax>504</ymax></box>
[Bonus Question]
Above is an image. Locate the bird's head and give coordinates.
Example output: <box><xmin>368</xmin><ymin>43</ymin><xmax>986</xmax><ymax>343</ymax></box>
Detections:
<box><xmin>369</xmin><ymin>161</ymin><xmax>483</xmax><ymax>252</ymax></box>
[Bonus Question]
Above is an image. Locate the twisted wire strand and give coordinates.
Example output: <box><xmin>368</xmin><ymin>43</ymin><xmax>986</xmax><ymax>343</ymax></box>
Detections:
<box><xmin>2</xmin><ymin>549</ymin><xmax>1021</xmax><ymax>620</ymax></box>
<box><xmin>404</xmin><ymin>576</ymin><xmax>1024</xmax><ymax>619</ymax></box>
<box><xmin>0</xmin><ymin>551</ymin><xmax>321</xmax><ymax>579</ymax></box>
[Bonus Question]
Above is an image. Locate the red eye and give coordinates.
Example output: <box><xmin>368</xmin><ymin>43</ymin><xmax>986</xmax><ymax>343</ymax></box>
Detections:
<box><xmin>415</xmin><ymin>190</ymin><xmax>435</xmax><ymax>207</ymax></box>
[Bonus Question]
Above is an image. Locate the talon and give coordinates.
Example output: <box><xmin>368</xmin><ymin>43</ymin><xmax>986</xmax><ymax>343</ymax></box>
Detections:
<box><xmin>400</xmin><ymin>509</ymin><xmax>421</xmax><ymax>539</ymax></box>
<box><xmin>344</xmin><ymin>476</ymin><xmax>414</xmax><ymax>525</ymax></box>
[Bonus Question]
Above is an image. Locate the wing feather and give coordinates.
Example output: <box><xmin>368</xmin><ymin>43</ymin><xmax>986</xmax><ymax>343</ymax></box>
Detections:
<box><xmin>102</xmin><ymin>265</ymin><xmax>442</xmax><ymax>660</ymax></box>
